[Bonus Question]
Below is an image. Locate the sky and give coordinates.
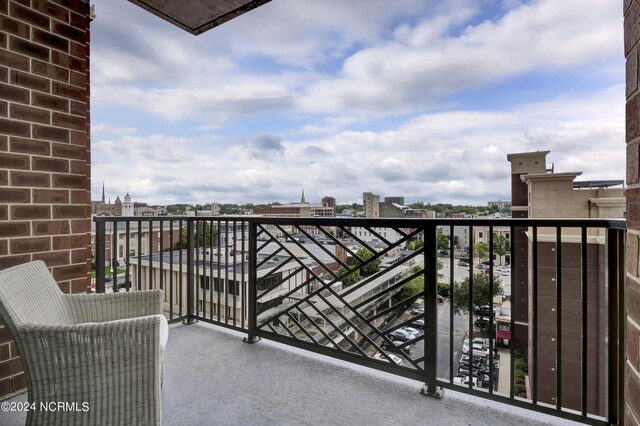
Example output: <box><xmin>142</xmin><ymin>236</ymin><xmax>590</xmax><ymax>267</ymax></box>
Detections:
<box><xmin>90</xmin><ymin>0</ymin><xmax>625</xmax><ymax>206</ymax></box>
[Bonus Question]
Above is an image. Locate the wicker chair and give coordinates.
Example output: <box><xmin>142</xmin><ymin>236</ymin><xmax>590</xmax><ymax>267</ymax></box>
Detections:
<box><xmin>0</xmin><ymin>260</ymin><xmax>168</xmax><ymax>426</ymax></box>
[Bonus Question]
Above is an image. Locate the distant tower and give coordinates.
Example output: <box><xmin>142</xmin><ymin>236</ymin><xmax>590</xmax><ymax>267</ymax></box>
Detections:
<box><xmin>101</xmin><ymin>182</ymin><xmax>105</xmax><ymax>204</ymax></box>
<box><xmin>363</xmin><ymin>192</ymin><xmax>380</xmax><ymax>218</ymax></box>
<box><xmin>122</xmin><ymin>192</ymin><xmax>134</xmax><ymax>216</ymax></box>
<box><xmin>301</xmin><ymin>189</ymin><xmax>306</xmax><ymax>204</ymax></box>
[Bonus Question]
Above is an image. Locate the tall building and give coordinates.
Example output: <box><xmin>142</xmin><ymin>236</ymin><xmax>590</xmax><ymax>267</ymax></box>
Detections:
<box><xmin>507</xmin><ymin>150</ymin><xmax>625</xmax><ymax>414</ymax></box>
<box><xmin>362</xmin><ymin>192</ymin><xmax>380</xmax><ymax>218</ymax></box>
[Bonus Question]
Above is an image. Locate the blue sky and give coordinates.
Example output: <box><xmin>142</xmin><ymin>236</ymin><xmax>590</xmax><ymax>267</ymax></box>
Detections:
<box><xmin>90</xmin><ymin>0</ymin><xmax>625</xmax><ymax>206</ymax></box>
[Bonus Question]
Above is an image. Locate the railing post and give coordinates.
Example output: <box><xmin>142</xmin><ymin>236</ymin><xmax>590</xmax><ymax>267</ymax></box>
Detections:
<box><xmin>421</xmin><ymin>222</ymin><xmax>444</xmax><ymax>398</ymax></box>
<box><xmin>95</xmin><ymin>220</ymin><xmax>106</xmax><ymax>294</ymax></box>
<box><xmin>607</xmin><ymin>228</ymin><xmax>625</xmax><ymax>425</ymax></box>
<box><xmin>244</xmin><ymin>220</ymin><xmax>261</xmax><ymax>343</ymax></box>
<box><xmin>183</xmin><ymin>219</ymin><xmax>197</xmax><ymax>325</ymax></box>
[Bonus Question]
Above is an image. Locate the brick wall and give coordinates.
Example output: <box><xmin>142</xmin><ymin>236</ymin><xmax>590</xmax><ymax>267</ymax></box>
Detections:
<box><xmin>0</xmin><ymin>0</ymin><xmax>90</xmax><ymax>398</ymax></box>
<box><xmin>627</xmin><ymin>0</ymin><xmax>640</xmax><ymax>424</ymax></box>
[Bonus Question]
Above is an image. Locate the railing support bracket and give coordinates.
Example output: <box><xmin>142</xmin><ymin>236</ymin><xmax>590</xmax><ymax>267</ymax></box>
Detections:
<box><xmin>182</xmin><ymin>316</ymin><xmax>198</xmax><ymax>325</ymax></box>
<box><xmin>243</xmin><ymin>336</ymin><xmax>262</xmax><ymax>344</ymax></box>
<box><xmin>420</xmin><ymin>384</ymin><xmax>444</xmax><ymax>399</ymax></box>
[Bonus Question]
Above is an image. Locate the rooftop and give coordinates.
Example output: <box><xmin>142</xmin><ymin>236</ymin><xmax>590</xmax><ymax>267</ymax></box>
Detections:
<box><xmin>0</xmin><ymin>322</ymin><xmax>581</xmax><ymax>426</ymax></box>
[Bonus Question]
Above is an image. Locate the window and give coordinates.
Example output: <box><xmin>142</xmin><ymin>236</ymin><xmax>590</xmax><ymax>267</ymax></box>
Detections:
<box><xmin>479</xmin><ymin>232</ymin><xmax>483</xmax><ymax>238</ymax></box>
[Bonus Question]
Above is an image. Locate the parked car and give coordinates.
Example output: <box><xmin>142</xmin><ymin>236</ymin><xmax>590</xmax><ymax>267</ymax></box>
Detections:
<box><xmin>382</xmin><ymin>340</ymin><xmax>412</xmax><ymax>354</ymax></box>
<box><xmin>412</xmin><ymin>306</ymin><xmax>424</xmax><ymax>315</ymax></box>
<box><xmin>389</xmin><ymin>329</ymin><xmax>416</xmax><ymax>342</ymax></box>
<box><xmin>474</xmin><ymin>316</ymin><xmax>493</xmax><ymax>328</ymax></box>
<box><xmin>462</xmin><ymin>343</ymin><xmax>490</xmax><ymax>357</ymax></box>
<box><xmin>473</xmin><ymin>305</ymin><xmax>496</xmax><ymax>316</ymax></box>
<box><xmin>437</xmin><ymin>295</ymin><xmax>444</xmax><ymax>303</ymax></box>
<box><xmin>373</xmin><ymin>352</ymin><xmax>403</xmax><ymax>365</ymax></box>
<box><xmin>453</xmin><ymin>375</ymin><xmax>479</xmax><ymax>386</ymax></box>
<box><xmin>410</xmin><ymin>319</ymin><xmax>425</xmax><ymax>330</ymax></box>
<box><xmin>401</xmin><ymin>326</ymin><xmax>422</xmax><ymax>336</ymax></box>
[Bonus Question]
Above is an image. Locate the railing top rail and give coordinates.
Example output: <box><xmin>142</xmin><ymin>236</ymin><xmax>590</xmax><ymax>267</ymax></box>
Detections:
<box><xmin>93</xmin><ymin>215</ymin><xmax>626</xmax><ymax>230</ymax></box>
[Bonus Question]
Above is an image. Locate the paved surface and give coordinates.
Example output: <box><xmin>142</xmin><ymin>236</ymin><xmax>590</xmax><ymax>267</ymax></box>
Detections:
<box><xmin>1</xmin><ymin>322</ymin><xmax>581</xmax><ymax>426</ymax></box>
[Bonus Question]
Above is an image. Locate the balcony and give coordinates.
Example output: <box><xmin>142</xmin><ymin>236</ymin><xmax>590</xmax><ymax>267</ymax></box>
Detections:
<box><xmin>4</xmin><ymin>216</ymin><xmax>626</xmax><ymax>425</ymax></box>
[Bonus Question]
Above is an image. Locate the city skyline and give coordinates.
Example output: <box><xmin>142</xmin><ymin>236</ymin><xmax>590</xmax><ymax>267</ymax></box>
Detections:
<box><xmin>91</xmin><ymin>0</ymin><xmax>624</xmax><ymax>205</ymax></box>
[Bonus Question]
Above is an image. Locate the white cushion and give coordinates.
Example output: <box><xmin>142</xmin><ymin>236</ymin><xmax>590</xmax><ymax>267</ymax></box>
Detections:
<box><xmin>159</xmin><ymin>315</ymin><xmax>169</xmax><ymax>350</ymax></box>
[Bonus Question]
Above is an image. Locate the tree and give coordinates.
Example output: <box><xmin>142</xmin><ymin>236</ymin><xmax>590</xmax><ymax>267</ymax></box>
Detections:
<box><xmin>401</xmin><ymin>275</ymin><xmax>424</xmax><ymax>299</ymax></box>
<box><xmin>177</xmin><ymin>222</ymin><xmax>218</xmax><ymax>249</ymax></box>
<box><xmin>355</xmin><ymin>247</ymin><xmax>380</xmax><ymax>276</ymax></box>
<box><xmin>452</xmin><ymin>272</ymin><xmax>503</xmax><ymax>316</ymax></box>
<box><xmin>436</xmin><ymin>234</ymin><xmax>450</xmax><ymax>251</ymax></box>
<box><xmin>473</xmin><ymin>242</ymin><xmax>489</xmax><ymax>263</ymax></box>
<box><xmin>407</xmin><ymin>239</ymin><xmax>424</xmax><ymax>251</ymax></box>
<box><xmin>493</xmin><ymin>234</ymin><xmax>510</xmax><ymax>265</ymax></box>
<box><xmin>338</xmin><ymin>266</ymin><xmax>361</xmax><ymax>287</ymax></box>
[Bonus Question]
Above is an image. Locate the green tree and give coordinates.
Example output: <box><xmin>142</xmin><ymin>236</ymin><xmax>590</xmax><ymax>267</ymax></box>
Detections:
<box><xmin>178</xmin><ymin>222</ymin><xmax>218</xmax><ymax>249</ymax></box>
<box><xmin>493</xmin><ymin>234</ymin><xmax>510</xmax><ymax>265</ymax></box>
<box><xmin>436</xmin><ymin>234</ymin><xmax>450</xmax><ymax>251</ymax></box>
<box><xmin>452</xmin><ymin>272</ymin><xmax>503</xmax><ymax>316</ymax></box>
<box><xmin>407</xmin><ymin>239</ymin><xmax>424</xmax><ymax>251</ymax></box>
<box><xmin>356</xmin><ymin>247</ymin><xmax>380</xmax><ymax>276</ymax></box>
<box><xmin>338</xmin><ymin>266</ymin><xmax>361</xmax><ymax>287</ymax></box>
<box><xmin>401</xmin><ymin>275</ymin><xmax>424</xmax><ymax>299</ymax></box>
<box><xmin>473</xmin><ymin>242</ymin><xmax>489</xmax><ymax>263</ymax></box>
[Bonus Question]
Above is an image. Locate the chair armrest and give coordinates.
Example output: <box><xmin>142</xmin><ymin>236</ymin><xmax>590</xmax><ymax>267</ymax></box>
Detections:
<box><xmin>64</xmin><ymin>290</ymin><xmax>164</xmax><ymax>324</ymax></box>
<box><xmin>18</xmin><ymin>315</ymin><xmax>164</xmax><ymax>425</ymax></box>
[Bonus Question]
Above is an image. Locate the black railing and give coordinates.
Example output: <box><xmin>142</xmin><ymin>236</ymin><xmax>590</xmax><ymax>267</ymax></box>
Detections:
<box><xmin>93</xmin><ymin>216</ymin><xmax>625</xmax><ymax>425</ymax></box>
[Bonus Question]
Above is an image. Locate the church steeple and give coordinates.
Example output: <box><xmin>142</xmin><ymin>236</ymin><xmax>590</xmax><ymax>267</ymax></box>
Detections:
<box><xmin>301</xmin><ymin>189</ymin><xmax>305</xmax><ymax>204</ymax></box>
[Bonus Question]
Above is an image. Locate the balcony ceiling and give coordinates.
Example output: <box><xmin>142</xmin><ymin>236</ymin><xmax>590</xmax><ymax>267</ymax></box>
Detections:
<box><xmin>128</xmin><ymin>0</ymin><xmax>272</xmax><ymax>35</ymax></box>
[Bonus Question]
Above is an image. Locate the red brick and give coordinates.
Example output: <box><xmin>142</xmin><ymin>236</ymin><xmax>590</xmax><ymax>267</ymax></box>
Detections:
<box><xmin>0</xmin><ymin>152</ymin><xmax>29</xmax><ymax>170</ymax></box>
<box><xmin>52</xmin><ymin>234</ymin><xmax>85</xmax><ymax>250</ymax></box>
<box><xmin>52</xmin><ymin>21</ymin><xmax>84</xmax><ymax>43</ymax></box>
<box><xmin>51</xmin><ymin>50</ymin><xmax>85</xmax><ymax>73</ymax></box>
<box><xmin>0</xmin><ymin>222</ymin><xmax>29</xmax><ymax>238</ymax></box>
<box><xmin>0</xmin><ymin>117</ymin><xmax>29</xmax><ymax>136</ymax></box>
<box><xmin>52</xmin><ymin>81</ymin><xmax>84</xmax><ymax>101</ymax></box>
<box><xmin>9</xmin><ymin>36</ymin><xmax>49</xmax><ymax>61</ymax></box>
<box><xmin>33</xmin><ymin>250</ymin><xmax>69</xmax><ymax>266</ymax></box>
<box><xmin>10</xmin><ymin>69</ymin><xmax>50</xmax><ymax>93</ymax></box>
<box><xmin>69</xmin><ymin>129</ymin><xmax>86</xmax><ymax>145</ymax></box>
<box><xmin>10</xmin><ymin>171</ymin><xmax>50</xmax><ymax>187</ymax></box>
<box><xmin>32</xmin><ymin>0</ymin><xmax>70</xmax><ymax>23</ymax></box>
<box><xmin>9</xmin><ymin>3</ymin><xmax>50</xmax><ymax>29</ymax></box>
<box><xmin>0</xmin><ymin>188</ymin><xmax>29</xmax><ymax>202</ymax></box>
<box><xmin>52</xmin><ymin>111</ymin><xmax>84</xmax><ymax>130</ymax></box>
<box><xmin>51</xmin><ymin>174</ymin><xmax>85</xmax><ymax>189</ymax></box>
<box><xmin>0</xmin><ymin>15</ymin><xmax>30</xmax><ymax>38</ymax></box>
<box><xmin>52</xmin><ymin>204</ymin><xmax>86</xmax><ymax>218</ymax></box>
<box><xmin>34</xmin><ymin>220</ymin><xmax>70</xmax><ymax>235</ymax></box>
<box><xmin>32</xmin><ymin>92</ymin><xmax>68</xmax><ymax>112</ymax></box>
<box><xmin>69</xmin><ymin>70</ymin><xmax>84</xmax><ymax>87</ymax></box>
<box><xmin>0</xmin><ymin>378</ymin><xmax>9</xmax><ymax>396</ymax></box>
<box><xmin>52</xmin><ymin>263</ymin><xmax>85</xmax><ymax>282</ymax></box>
<box><xmin>69</xmin><ymin>40</ymin><xmax>85</xmax><ymax>59</ymax></box>
<box><xmin>33</xmin><ymin>124</ymin><xmax>68</xmax><ymax>142</ymax></box>
<box><xmin>625</xmin><ymin>1</ymin><xmax>640</xmax><ymax>56</ymax></box>
<box><xmin>0</xmin><ymin>48</ymin><xmax>29</xmax><ymax>71</ymax></box>
<box><xmin>629</xmin><ymin>321</ymin><xmax>640</xmax><ymax>370</ymax></box>
<box><xmin>11</xmin><ymin>204</ymin><xmax>50</xmax><ymax>220</ymax></box>
<box><xmin>629</xmin><ymin>46</ymin><xmax>639</xmax><ymax>99</ymax></box>
<box><xmin>10</xmin><ymin>104</ymin><xmax>50</xmax><ymax>124</ymax></box>
<box><xmin>33</xmin><ymin>156</ymin><xmax>68</xmax><ymax>173</ymax></box>
<box><xmin>629</xmin><ymin>94</ymin><xmax>640</xmax><ymax>143</ymax></box>
<box><xmin>9</xmin><ymin>137</ymin><xmax>50</xmax><ymax>155</ymax></box>
<box><xmin>69</xmin><ymin>100</ymin><xmax>85</xmax><ymax>116</ymax></box>
<box><xmin>10</xmin><ymin>237</ymin><xmax>50</xmax><ymax>254</ymax></box>
<box><xmin>0</xmin><ymin>66</ymin><xmax>6</xmax><ymax>82</ymax></box>
<box><xmin>0</xmin><ymin>240</ymin><xmax>6</xmax><ymax>255</ymax></box>
<box><xmin>0</xmin><ymin>343</ymin><xmax>9</xmax><ymax>362</ymax></box>
<box><xmin>0</xmin><ymin>326</ymin><xmax>12</xmax><ymax>344</ymax></box>
<box><xmin>0</xmin><ymin>0</ymin><xmax>7</xmax><ymax>15</ymax></box>
<box><xmin>0</xmin><ymin>135</ymin><xmax>6</xmax><ymax>150</ymax></box>
<box><xmin>32</xmin><ymin>188</ymin><xmax>69</xmax><ymax>203</ymax></box>
<box><xmin>70</xmin><ymin>189</ymin><xmax>86</xmax><ymax>203</ymax></box>
<box><xmin>0</xmin><ymin>82</ymin><xmax>29</xmax><ymax>103</ymax></box>
<box><xmin>69</xmin><ymin>277</ymin><xmax>89</xmax><ymax>294</ymax></box>
<box><xmin>0</xmin><ymin>205</ymin><xmax>7</xmax><ymax>220</ymax></box>
<box><xmin>69</xmin><ymin>159</ymin><xmax>84</xmax><ymax>174</ymax></box>
<box><xmin>69</xmin><ymin>11</ymin><xmax>87</xmax><ymax>29</ymax></box>
<box><xmin>628</xmin><ymin>368</ymin><xmax>640</xmax><ymax>423</ymax></box>
<box><xmin>0</xmin><ymin>100</ymin><xmax>7</xmax><ymax>117</ymax></box>
<box><xmin>0</xmin><ymin>357</ymin><xmax>22</xmax><ymax>377</ymax></box>
<box><xmin>0</xmin><ymin>32</ymin><xmax>5</xmax><ymax>50</ymax></box>
<box><xmin>52</xmin><ymin>142</ymin><xmax>84</xmax><ymax>159</ymax></box>
<box><xmin>629</xmin><ymin>140</ymin><xmax>640</xmax><ymax>185</ymax></box>
<box><xmin>70</xmin><ymin>218</ymin><xmax>88</xmax><ymax>233</ymax></box>
<box><xmin>32</xmin><ymin>59</ymin><xmax>70</xmax><ymax>82</ymax></box>
<box><xmin>71</xmin><ymin>247</ymin><xmax>87</xmax><ymax>263</ymax></box>
<box><xmin>630</xmin><ymin>277</ymin><xmax>640</xmax><ymax>325</ymax></box>
<box><xmin>33</xmin><ymin>28</ymin><xmax>69</xmax><ymax>53</ymax></box>
<box><xmin>12</xmin><ymin>372</ymin><xmax>26</xmax><ymax>392</ymax></box>
<box><xmin>0</xmin><ymin>170</ymin><xmax>7</xmax><ymax>186</ymax></box>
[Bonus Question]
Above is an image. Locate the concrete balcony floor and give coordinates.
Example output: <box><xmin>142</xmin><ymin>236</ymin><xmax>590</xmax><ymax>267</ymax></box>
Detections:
<box><xmin>1</xmin><ymin>322</ymin><xmax>581</xmax><ymax>426</ymax></box>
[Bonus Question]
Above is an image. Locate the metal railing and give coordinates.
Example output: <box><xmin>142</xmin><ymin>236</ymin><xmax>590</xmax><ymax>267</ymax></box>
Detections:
<box><xmin>94</xmin><ymin>216</ymin><xmax>626</xmax><ymax>425</ymax></box>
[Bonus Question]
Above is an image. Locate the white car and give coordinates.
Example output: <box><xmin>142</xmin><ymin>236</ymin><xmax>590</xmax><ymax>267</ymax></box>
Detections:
<box><xmin>401</xmin><ymin>326</ymin><xmax>422</xmax><ymax>336</ymax></box>
<box><xmin>373</xmin><ymin>352</ymin><xmax>404</xmax><ymax>365</ymax></box>
<box><xmin>453</xmin><ymin>375</ymin><xmax>479</xmax><ymax>386</ymax></box>
<box><xmin>462</xmin><ymin>342</ymin><xmax>490</xmax><ymax>357</ymax></box>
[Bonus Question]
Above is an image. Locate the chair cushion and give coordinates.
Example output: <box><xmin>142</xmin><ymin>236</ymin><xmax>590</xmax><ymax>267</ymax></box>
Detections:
<box><xmin>159</xmin><ymin>315</ymin><xmax>169</xmax><ymax>351</ymax></box>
